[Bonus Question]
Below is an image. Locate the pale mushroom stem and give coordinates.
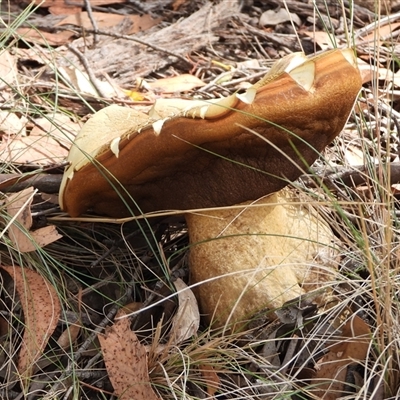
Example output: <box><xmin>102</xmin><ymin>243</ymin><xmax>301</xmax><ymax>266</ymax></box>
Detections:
<box><xmin>186</xmin><ymin>192</ymin><xmax>338</xmax><ymax>329</ymax></box>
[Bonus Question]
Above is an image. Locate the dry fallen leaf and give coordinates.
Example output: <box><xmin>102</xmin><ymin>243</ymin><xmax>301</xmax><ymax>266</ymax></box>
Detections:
<box><xmin>0</xmin><ymin>49</ymin><xmax>18</xmax><ymax>86</ymax></box>
<box><xmin>57</xmin><ymin>319</ymin><xmax>81</xmax><ymax>350</ymax></box>
<box><xmin>357</xmin><ymin>57</ymin><xmax>393</xmax><ymax>84</ymax></box>
<box><xmin>260</xmin><ymin>8</ymin><xmax>301</xmax><ymax>27</ymax></box>
<box><xmin>357</xmin><ymin>21</ymin><xmax>400</xmax><ymax>44</ymax></box>
<box><xmin>6</xmin><ymin>187</ymin><xmax>62</xmax><ymax>252</ymax></box>
<box><xmin>300</xmin><ymin>31</ymin><xmax>334</xmax><ymax>51</ymax></box>
<box><xmin>311</xmin><ymin>314</ymin><xmax>371</xmax><ymax>399</ymax></box>
<box><xmin>170</xmin><ymin>278</ymin><xmax>200</xmax><ymax>344</ymax></box>
<box><xmin>199</xmin><ymin>364</ymin><xmax>221</xmax><ymax>396</ymax></box>
<box><xmin>30</xmin><ymin>113</ymin><xmax>80</xmax><ymax>139</ymax></box>
<box><xmin>0</xmin><ymin>111</ymin><xmax>26</xmax><ymax>136</ymax></box>
<box><xmin>344</xmin><ymin>143</ymin><xmax>367</xmax><ymax>166</ymax></box>
<box><xmin>0</xmin><ymin>131</ymin><xmax>70</xmax><ymax>165</ymax></box>
<box><xmin>57</xmin><ymin>12</ymin><xmax>160</xmax><ymax>34</ymax></box>
<box><xmin>16</xmin><ymin>28</ymin><xmax>75</xmax><ymax>46</ymax></box>
<box><xmin>57</xmin><ymin>65</ymin><xmax>125</xmax><ymax>98</ymax></box>
<box><xmin>98</xmin><ymin>313</ymin><xmax>160</xmax><ymax>400</ymax></box>
<box><xmin>31</xmin><ymin>0</ymin><xmax>126</xmax><ymax>15</ymax></box>
<box><xmin>0</xmin><ymin>110</ymin><xmax>75</xmax><ymax>166</ymax></box>
<box><xmin>147</xmin><ymin>74</ymin><xmax>205</xmax><ymax>94</ymax></box>
<box><xmin>172</xmin><ymin>0</ymin><xmax>188</xmax><ymax>10</ymax></box>
<box><xmin>1</xmin><ymin>265</ymin><xmax>61</xmax><ymax>386</ymax></box>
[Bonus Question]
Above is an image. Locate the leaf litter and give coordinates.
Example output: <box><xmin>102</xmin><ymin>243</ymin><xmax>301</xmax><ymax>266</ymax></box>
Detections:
<box><xmin>0</xmin><ymin>0</ymin><xmax>400</xmax><ymax>398</ymax></box>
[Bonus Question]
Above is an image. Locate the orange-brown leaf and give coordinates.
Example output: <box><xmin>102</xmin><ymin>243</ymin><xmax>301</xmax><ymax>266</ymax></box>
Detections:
<box><xmin>98</xmin><ymin>314</ymin><xmax>160</xmax><ymax>400</ymax></box>
<box><xmin>312</xmin><ymin>315</ymin><xmax>371</xmax><ymax>399</ymax></box>
<box><xmin>199</xmin><ymin>364</ymin><xmax>220</xmax><ymax>396</ymax></box>
<box><xmin>1</xmin><ymin>265</ymin><xmax>61</xmax><ymax>385</ymax></box>
<box><xmin>16</xmin><ymin>28</ymin><xmax>75</xmax><ymax>46</ymax></box>
<box><xmin>57</xmin><ymin>12</ymin><xmax>160</xmax><ymax>34</ymax></box>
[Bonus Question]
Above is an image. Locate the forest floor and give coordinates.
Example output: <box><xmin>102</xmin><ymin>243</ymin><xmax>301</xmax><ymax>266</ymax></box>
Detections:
<box><xmin>0</xmin><ymin>0</ymin><xmax>400</xmax><ymax>399</ymax></box>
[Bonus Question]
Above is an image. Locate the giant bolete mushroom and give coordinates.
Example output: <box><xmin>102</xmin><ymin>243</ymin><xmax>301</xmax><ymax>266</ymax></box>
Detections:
<box><xmin>60</xmin><ymin>49</ymin><xmax>362</xmax><ymax>328</ymax></box>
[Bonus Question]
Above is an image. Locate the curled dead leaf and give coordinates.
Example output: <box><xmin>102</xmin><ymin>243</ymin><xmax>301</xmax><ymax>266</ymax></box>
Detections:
<box><xmin>5</xmin><ymin>187</ymin><xmax>62</xmax><ymax>252</ymax></box>
<box><xmin>169</xmin><ymin>278</ymin><xmax>200</xmax><ymax>344</ymax></box>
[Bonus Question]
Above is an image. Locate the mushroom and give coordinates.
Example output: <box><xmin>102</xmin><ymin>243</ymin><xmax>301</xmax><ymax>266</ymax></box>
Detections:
<box><xmin>60</xmin><ymin>49</ymin><xmax>362</xmax><ymax>328</ymax></box>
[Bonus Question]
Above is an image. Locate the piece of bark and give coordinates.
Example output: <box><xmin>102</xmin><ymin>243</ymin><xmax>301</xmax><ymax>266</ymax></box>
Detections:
<box><xmin>57</xmin><ymin>0</ymin><xmax>242</xmax><ymax>86</ymax></box>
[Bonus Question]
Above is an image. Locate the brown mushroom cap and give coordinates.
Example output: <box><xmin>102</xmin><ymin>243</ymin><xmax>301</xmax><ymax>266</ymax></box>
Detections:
<box><xmin>60</xmin><ymin>49</ymin><xmax>362</xmax><ymax>217</ymax></box>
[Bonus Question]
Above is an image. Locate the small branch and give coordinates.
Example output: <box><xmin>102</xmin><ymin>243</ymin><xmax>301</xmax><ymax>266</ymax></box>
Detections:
<box><xmin>303</xmin><ymin>162</ymin><xmax>400</xmax><ymax>191</ymax></box>
<box><xmin>83</xmin><ymin>0</ymin><xmax>99</xmax><ymax>48</ymax></box>
<box><xmin>47</xmin><ymin>282</ymin><xmax>135</xmax><ymax>396</ymax></box>
<box><xmin>64</xmin><ymin>27</ymin><xmax>193</xmax><ymax>67</ymax></box>
<box><xmin>0</xmin><ymin>173</ymin><xmax>63</xmax><ymax>193</ymax></box>
<box><xmin>67</xmin><ymin>44</ymin><xmax>108</xmax><ymax>98</ymax></box>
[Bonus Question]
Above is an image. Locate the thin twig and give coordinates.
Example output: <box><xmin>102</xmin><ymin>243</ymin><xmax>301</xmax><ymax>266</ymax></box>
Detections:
<box><xmin>83</xmin><ymin>0</ymin><xmax>99</xmax><ymax>48</ymax></box>
<box><xmin>66</xmin><ymin>27</ymin><xmax>193</xmax><ymax>66</ymax></box>
<box><xmin>90</xmin><ymin>227</ymin><xmax>142</xmax><ymax>267</ymax></box>
<box><xmin>67</xmin><ymin>44</ymin><xmax>108</xmax><ymax>98</ymax></box>
<box><xmin>47</xmin><ymin>282</ymin><xmax>135</xmax><ymax>396</ymax></box>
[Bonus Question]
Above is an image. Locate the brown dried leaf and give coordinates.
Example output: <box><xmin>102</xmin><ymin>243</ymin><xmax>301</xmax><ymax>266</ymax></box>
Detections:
<box><xmin>98</xmin><ymin>313</ymin><xmax>160</xmax><ymax>400</ymax></box>
<box><xmin>13</xmin><ymin>48</ymin><xmax>47</xmax><ymax>66</ymax></box>
<box><xmin>172</xmin><ymin>0</ymin><xmax>187</xmax><ymax>10</ymax></box>
<box><xmin>170</xmin><ymin>278</ymin><xmax>199</xmax><ymax>344</ymax></box>
<box><xmin>31</xmin><ymin>225</ymin><xmax>61</xmax><ymax>249</ymax></box>
<box><xmin>57</xmin><ymin>65</ymin><xmax>124</xmax><ymax>98</ymax></box>
<box><xmin>300</xmin><ymin>31</ymin><xmax>333</xmax><ymax>51</ymax></box>
<box><xmin>0</xmin><ymin>111</ymin><xmax>26</xmax><ymax>136</ymax></box>
<box><xmin>57</xmin><ymin>12</ymin><xmax>160</xmax><ymax>34</ymax></box>
<box><xmin>260</xmin><ymin>8</ymin><xmax>301</xmax><ymax>27</ymax></box>
<box><xmin>32</xmin><ymin>0</ymin><xmax>125</xmax><ymax>9</ymax></box>
<box><xmin>312</xmin><ymin>315</ymin><xmax>371</xmax><ymax>399</ymax></box>
<box><xmin>6</xmin><ymin>187</ymin><xmax>62</xmax><ymax>252</ymax></box>
<box><xmin>30</xmin><ymin>114</ymin><xmax>80</xmax><ymax>142</ymax></box>
<box><xmin>344</xmin><ymin>144</ymin><xmax>366</xmax><ymax>166</ymax></box>
<box><xmin>57</xmin><ymin>320</ymin><xmax>81</xmax><ymax>350</ymax></box>
<box><xmin>357</xmin><ymin>57</ymin><xmax>393</xmax><ymax>84</ymax></box>
<box><xmin>16</xmin><ymin>28</ymin><xmax>75</xmax><ymax>46</ymax></box>
<box><xmin>1</xmin><ymin>265</ymin><xmax>61</xmax><ymax>384</ymax></box>
<box><xmin>357</xmin><ymin>21</ymin><xmax>400</xmax><ymax>44</ymax></box>
<box><xmin>199</xmin><ymin>364</ymin><xmax>220</xmax><ymax>396</ymax></box>
<box><xmin>0</xmin><ymin>134</ymin><xmax>69</xmax><ymax>165</ymax></box>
